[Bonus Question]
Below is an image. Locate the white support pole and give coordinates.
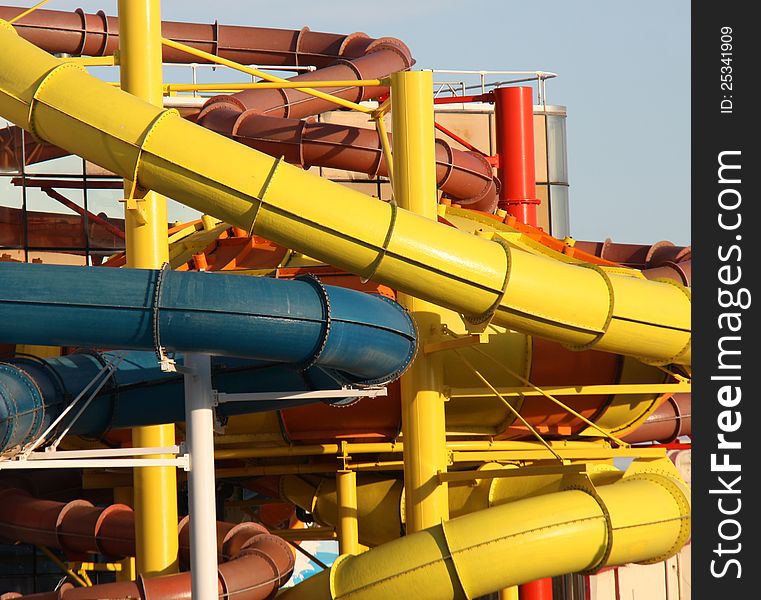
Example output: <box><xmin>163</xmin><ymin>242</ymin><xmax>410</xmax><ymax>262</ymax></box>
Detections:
<box><xmin>183</xmin><ymin>353</ymin><xmax>219</xmax><ymax>600</ymax></box>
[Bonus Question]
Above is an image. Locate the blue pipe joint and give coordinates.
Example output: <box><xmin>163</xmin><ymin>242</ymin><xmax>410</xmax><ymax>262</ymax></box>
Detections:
<box><xmin>0</xmin><ymin>362</ymin><xmax>47</xmax><ymax>452</ymax></box>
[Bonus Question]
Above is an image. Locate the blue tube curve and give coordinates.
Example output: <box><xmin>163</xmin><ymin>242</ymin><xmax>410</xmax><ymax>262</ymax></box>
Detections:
<box><xmin>0</xmin><ymin>262</ymin><xmax>416</xmax><ymax>385</ymax></box>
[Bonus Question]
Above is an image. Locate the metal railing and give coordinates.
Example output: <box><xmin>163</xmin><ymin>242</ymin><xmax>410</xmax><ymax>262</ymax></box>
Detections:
<box><xmin>429</xmin><ymin>69</ymin><xmax>558</xmax><ymax>106</ymax></box>
<box><xmin>81</xmin><ymin>61</ymin><xmax>557</xmax><ymax>106</ymax></box>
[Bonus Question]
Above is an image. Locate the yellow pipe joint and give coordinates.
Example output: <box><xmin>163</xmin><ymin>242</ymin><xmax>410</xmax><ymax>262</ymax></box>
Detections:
<box><xmin>336</xmin><ymin>470</ymin><xmax>360</xmax><ymax>556</ymax></box>
<box><xmin>116</xmin><ymin>0</ymin><xmax>177</xmax><ymax>579</ymax></box>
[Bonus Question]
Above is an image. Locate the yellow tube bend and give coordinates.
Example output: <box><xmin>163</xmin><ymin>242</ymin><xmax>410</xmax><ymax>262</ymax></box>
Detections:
<box><xmin>276</xmin><ymin>471</ymin><xmax>689</xmax><ymax>599</ymax></box>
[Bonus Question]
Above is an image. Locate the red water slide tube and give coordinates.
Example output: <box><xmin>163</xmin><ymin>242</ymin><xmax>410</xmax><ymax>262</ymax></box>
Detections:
<box><xmin>622</xmin><ymin>392</ymin><xmax>691</xmax><ymax>444</ymax></box>
<box><xmin>0</xmin><ymin>5</ymin><xmax>380</xmax><ymax>67</ymax></box>
<box><xmin>229</xmin><ymin>114</ymin><xmax>498</xmax><ymax>210</ymax></box>
<box><xmin>0</xmin><ymin>4</ymin><xmax>414</xmax><ymax>120</ymax></box>
<box><xmin>1</xmin><ymin>115</ymin><xmax>498</xmax><ymax>209</ymax></box>
<box><xmin>0</xmin><ymin>485</ymin><xmax>294</xmax><ymax>600</ymax></box>
<box><xmin>575</xmin><ymin>239</ymin><xmax>692</xmax><ymax>285</ymax></box>
<box><xmin>1</xmin><ymin>8</ymin><xmax>498</xmax><ymax>208</ymax></box>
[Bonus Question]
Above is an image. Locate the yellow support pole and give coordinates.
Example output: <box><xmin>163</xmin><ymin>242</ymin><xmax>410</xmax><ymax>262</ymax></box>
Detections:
<box><xmin>499</xmin><ymin>587</ymin><xmax>520</xmax><ymax>600</ymax></box>
<box><xmin>117</xmin><ymin>0</ymin><xmax>179</xmax><ymax>578</ymax></box>
<box><xmin>336</xmin><ymin>470</ymin><xmax>360</xmax><ymax>556</ymax></box>
<box><xmin>15</xmin><ymin>344</ymin><xmax>60</xmax><ymax>359</ymax></box>
<box><xmin>391</xmin><ymin>70</ymin><xmax>449</xmax><ymax>533</ymax></box>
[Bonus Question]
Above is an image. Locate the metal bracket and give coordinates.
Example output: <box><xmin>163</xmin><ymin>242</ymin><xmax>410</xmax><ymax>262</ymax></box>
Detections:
<box><xmin>15</xmin><ymin>352</ymin><xmax>127</xmax><ymax>460</ymax></box>
<box><xmin>120</xmin><ymin>185</ymin><xmax>147</xmax><ymax>225</ymax></box>
<box><xmin>438</xmin><ymin>462</ymin><xmax>586</xmax><ymax>484</ymax></box>
<box><xmin>0</xmin><ymin>445</ymin><xmax>190</xmax><ymax>471</ymax></box>
<box><xmin>424</xmin><ymin>328</ymin><xmax>490</xmax><ymax>355</ymax></box>
<box><xmin>214</xmin><ymin>386</ymin><xmax>387</xmax><ymax>404</ymax></box>
<box><xmin>213</xmin><ymin>412</ymin><xmax>227</xmax><ymax>435</ymax></box>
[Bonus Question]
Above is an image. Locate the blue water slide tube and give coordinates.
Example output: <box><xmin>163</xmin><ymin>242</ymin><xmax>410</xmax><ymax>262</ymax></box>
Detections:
<box><xmin>0</xmin><ymin>351</ymin><xmax>364</xmax><ymax>452</ymax></box>
<box><xmin>0</xmin><ymin>262</ymin><xmax>417</xmax><ymax>452</ymax></box>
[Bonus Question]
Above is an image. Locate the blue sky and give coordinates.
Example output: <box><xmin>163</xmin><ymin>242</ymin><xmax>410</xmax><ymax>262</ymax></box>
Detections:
<box><xmin>4</xmin><ymin>1</ymin><xmax>690</xmax><ymax>245</ymax></box>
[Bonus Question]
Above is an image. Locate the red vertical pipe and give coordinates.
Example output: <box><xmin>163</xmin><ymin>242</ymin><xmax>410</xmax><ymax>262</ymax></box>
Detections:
<box><xmin>519</xmin><ymin>577</ymin><xmax>554</xmax><ymax>600</ymax></box>
<box><xmin>494</xmin><ymin>86</ymin><xmax>539</xmax><ymax>225</ymax></box>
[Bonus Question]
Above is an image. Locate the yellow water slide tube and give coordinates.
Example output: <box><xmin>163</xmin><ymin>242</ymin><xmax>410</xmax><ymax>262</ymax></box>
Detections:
<box><xmin>0</xmin><ymin>22</ymin><xmax>690</xmax><ymax>365</ymax></box>
<box><xmin>277</xmin><ymin>462</ymin><xmax>690</xmax><ymax>599</ymax></box>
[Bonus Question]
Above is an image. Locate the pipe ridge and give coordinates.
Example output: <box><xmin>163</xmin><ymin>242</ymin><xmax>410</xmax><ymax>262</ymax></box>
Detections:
<box><xmin>644</xmin><ymin>240</ymin><xmax>674</xmax><ymax>266</ymax></box>
<box><xmin>560</xmin><ymin>476</ymin><xmax>614</xmax><ymax>573</ymax></box>
<box><xmin>292</xmin><ymin>26</ymin><xmax>312</xmax><ymax>65</ymax></box>
<box><xmin>53</xmin><ymin>498</ymin><xmax>97</xmax><ymax>555</ymax></box>
<box><xmin>350</xmin><ymin>294</ymin><xmax>417</xmax><ymax>387</ymax></box>
<box><xmin>365</xmin><ymin>37</ymin><xmax>414</xmax><ymax>69</ymax></box>
<box><xmin>336</xmin><ymin>31</ymin><xmax>373</xmax><ymax>59</ymax></box>
<box><xmin>0</xmin><ymin>362</ymin><xmax>45</xmax><ymax>451</ymax></box>
<box><xmin>92</xmin><ymin>503</ymin><xmax>133</xmax><ymax>557</ymax></box>
<box><xmin>616</xmin><ymin>472</ymin><xmax>691</xmax><ymax>564</ymax></box>
<box><xmin>327</xmin><ymin>58</ymin><xmax>366</xmax><ymax>104</ymax></box>
<box><xmin>561</xmin><ymin>262</ymin><xmax>615</xmax><ymax>352</ymax></box>
<box><xmin>450</xmin><ymin>150</ymin><xmax>495</xmax><ymax>184</ymax></box>
<box><xmin>27</xmin><ymin>62</ymin><xmax>88</xmax><ymax>139</ymax></box>
<box><xmin>72</xmin><ymin>8</ymin><xmax>89</xmax><ymax>56</ymax></box>
<box><xmin>0</xmin><ymin>369</ymin><xmax>19</xmax><ymax>451</ymax></box>
<box><xmin>293</xmin><ymin>273</ymin><xmax>333</xmax><ymax>372</ymax></box>
<box><xmin>80</xmin><ymin>351</ymin><xmax>121</xmax><ymax>436</ymax></box>
<box><xmin>237</xmin><ymin>544</ymin><xmax>287</xmax><ymax>585</ymax></box>
<box><xmin>221</xmin><ymin>521</ymin><xmax>270</xmax><ymax>558</ymax></box>
<box><xmin>434</xmin><ymin>138</ymin><xmax>456</xmax><ymax>189</ymax></box>
<box><xmin>454</xmin><ymin>150</ymin><xmax>501</xmax><ymax>198</ymax></box>
<box><xmin>654</xmin><ymin>260</ymin><xmax>691</xmax><ymax>286</ymax></box>
<box><xmin>437</xmin><ymin>518</ymin><xmax>471</xmax><ymax>599</ymax></box>
<box><xmin>464</xmin><ymin>236</ymin><xmax>512</xmax><ymax>326</ymax></box>
<box><xmin>637</xmin><ymin>280</ymin><xmax>692</xmax><ymax>367</ymax></box>
<box><xmin>94</xmin><ymin>10</ymin><xmax>112</xmax><ymax>57</ymax></box>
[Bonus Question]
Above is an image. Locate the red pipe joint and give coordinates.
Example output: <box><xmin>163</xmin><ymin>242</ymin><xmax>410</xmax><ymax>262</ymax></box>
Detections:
<box><xmin>494</xmin><ymin>86</ymin><xmax>540</xmax><ymax>225</ymax></box>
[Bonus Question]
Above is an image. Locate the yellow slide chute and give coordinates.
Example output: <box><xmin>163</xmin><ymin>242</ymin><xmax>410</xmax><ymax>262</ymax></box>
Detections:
<box><xmin>0</xmin><ymin>22</ymin><xmax>689</xmax><ymax>366</ymax></box>
<box><xmin>277</xmin><ymin>464</ymin><xmax>690</xmax><ymax>599</ymax></box>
